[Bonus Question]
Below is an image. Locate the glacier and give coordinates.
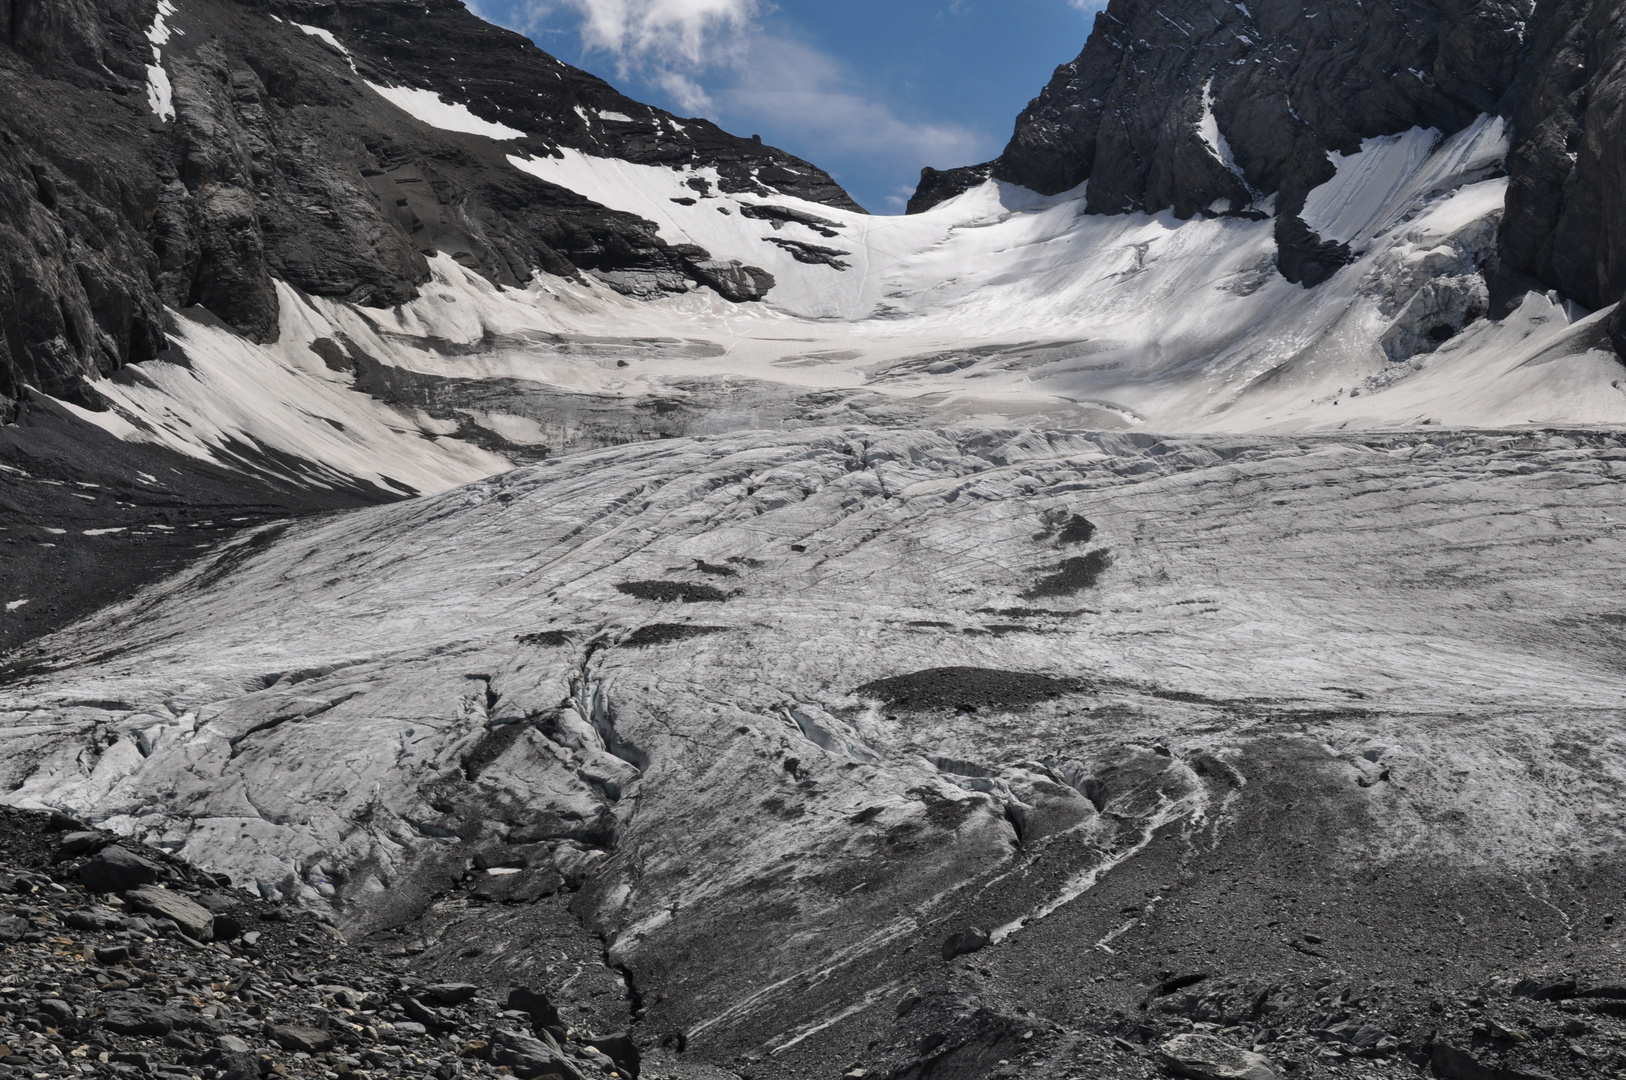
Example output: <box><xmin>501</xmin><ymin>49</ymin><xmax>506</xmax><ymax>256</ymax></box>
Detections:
<box><xmin>5</xmin><ymin>423</ymin><xmax>1626</xmax><ymax>1069</ymax></box>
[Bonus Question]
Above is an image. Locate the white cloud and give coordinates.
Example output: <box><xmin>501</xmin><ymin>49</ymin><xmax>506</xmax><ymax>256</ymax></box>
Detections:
<box><xmin>523</xmin><ymin>0</ymin><xmax>757</xmax><ymax>73</ymax></box>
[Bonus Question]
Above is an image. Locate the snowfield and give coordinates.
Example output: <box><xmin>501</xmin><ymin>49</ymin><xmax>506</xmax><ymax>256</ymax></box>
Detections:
<box><xmin>50</xmin><ymin>111</ymin><xmax>1626</xmax><ymax>499</ymax></box>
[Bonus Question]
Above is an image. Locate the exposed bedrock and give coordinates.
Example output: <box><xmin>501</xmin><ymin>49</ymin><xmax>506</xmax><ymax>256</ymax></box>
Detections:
<box><xmin>0</xmin><ymin>0</ymin><xmax>852</xmax><ymax>407</ymax></box>
<box><xmin>4</xmin><ymin>426</ymin><xmax>1626</xmax><ymax>1074</ymax></box>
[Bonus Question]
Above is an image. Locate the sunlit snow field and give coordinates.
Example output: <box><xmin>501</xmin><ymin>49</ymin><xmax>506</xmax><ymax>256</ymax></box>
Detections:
<box><xmin>59</xmin><ymin>81</ymin><xmax>1626</xmax><ymax>499</ymax></box>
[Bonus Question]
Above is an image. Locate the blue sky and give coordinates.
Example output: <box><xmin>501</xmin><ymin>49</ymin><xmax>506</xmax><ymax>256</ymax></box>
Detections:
<box><xmin>463</xmin><ymin>0</ymin><xmax>1106</xmax><ymax>213</ymax></box>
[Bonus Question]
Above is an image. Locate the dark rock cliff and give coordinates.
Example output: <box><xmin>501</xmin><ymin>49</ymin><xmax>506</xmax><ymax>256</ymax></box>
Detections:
<box><xmin>1496</xmin><ymin>0</ymin><xmax>1626</xmax><ymax>314</ymax></box>
<box><xmin>0</xmin><ymin>0</ymin><xmax>858</xmax><ymax>407</ymax></box>
<box><xmin>912</xmin><ymin>0</ymin><xmax>1626</xmax><ymax>332</ymax></box>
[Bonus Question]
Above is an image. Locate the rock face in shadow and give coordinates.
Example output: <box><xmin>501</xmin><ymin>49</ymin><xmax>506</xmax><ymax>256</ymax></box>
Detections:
<box><xmin>0</xmin><ymin>0</ymin><xmax>856</xmax><ymax>407</ymax></box>
<box><xmin>1497</xmin><ymin>0</ymin><xmax>1626</xmax><ymax>313</ymax></box>
<box><xmin>917</xmin><ymin>0</ymin><xmax>1528</xmax><ymax>224</ymax></box>
<box><xmin>912</xmin><ymin>0</ymin><xmax>1626</xmax><ymax>335</ymax></box>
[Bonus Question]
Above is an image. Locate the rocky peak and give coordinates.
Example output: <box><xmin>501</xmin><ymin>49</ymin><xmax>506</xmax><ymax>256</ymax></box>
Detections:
<box><xmin>261</xmin><ymin>0</ymin><xmax>861</xmax><ymax>211</ymax></box>
<box><xmin>911</xmin><ymin>0</ymin><xmax>1626</xmax><ymax>337</ymax></box>
<box><xmin>0</xmin><ymin>0</ymin><xmax>857</xmax><ymax>408</ymax></box>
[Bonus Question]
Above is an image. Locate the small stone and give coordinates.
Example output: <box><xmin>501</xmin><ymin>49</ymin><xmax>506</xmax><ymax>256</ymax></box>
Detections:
<box><xmin>0</xmin><ymin>914</ymin><xmax>28</xmax><ymax>942</ymax></box>
<box><xmin>80</xmin><ymin>847</ymin><xmax>162</xmax><ymax>894</ymax></box>
<box><xmin>1159</xmin><ymin>1033</ymin><xmax>1278</xmax><ymax>1080</ymax></box>
<box><xmin>124</xmin><ymin>887</ymin><xmax>216</xmax><ymax>941</ymax></box>
<box><xmin>941</xmin><ymin>927</ymin><xmax>991</xmax><ymax>961</ymax></box>
<box><xmin>218</xmin><ymin>1036</ymin><xmax>252</xmax><ymax>1054</ymax></box>
<box><xmin>393</xmin><ymin>1021</ymin><xmax>428</xmax><ymax>1037</ymax></box>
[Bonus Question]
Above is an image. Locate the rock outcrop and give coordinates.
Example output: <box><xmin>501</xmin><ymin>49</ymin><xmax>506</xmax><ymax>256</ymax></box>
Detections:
<box><xmin>0</xmin><ymin>0</ymin><xmax>856</xmax><ymax>408</ymax></box>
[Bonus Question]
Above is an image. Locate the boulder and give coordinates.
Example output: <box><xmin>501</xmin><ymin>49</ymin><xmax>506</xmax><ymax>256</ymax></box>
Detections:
<box><xmin>685</xmin><ymin>258</ymin><xmax>776</xmax><ymax>303</ymax></box>
<box><xmin>586</xmin><ymin>1033</ymin><xmax>641</xmax><ymax>1079</ymax></box>
<box><xmin>0</xmin><ymin>915</ymin><xmax>29</xmax><ymax>942</ymax></box>
<box><xmin>266</xmin><ymin>1024</ymin><xmax>336</xmax><ymax>1054</ymax></box>
<box><xmin>56</xmin><ymin>831</ymin><xmax>108</xmax><ymax>857</ymax></box>
<box><xmin>102</xmin><ymin>993</ymin><xmax>185</xmax><ymax>1037</ymax></box>
<box><xmin>1159</xmin><ymin>1033</ymin><xmax>1278</xmax><ymax>1080</ymax></box>
<box><xmin>35</xmin><ymin>999</ymin><xmax>75</xmax><ymax>1029</ymax></box>
<box><xmin>1430</xmin><ymin>1041</ymin><xmax>1552</xmax><ymax>1080</ymax></box>
<box><xmin>506</xmin><ymin>987</ymin><xmax>562</xmax><ymax>1030</ymax></box>
<box><xmin>941</xmin><ymin>928</ymin><xmax>991</xmax><ymax>961</ymax></box>
<box><xmin>215</xmin><ymin>1052</ymin><xmax>262</xmax><ymax>1080</ymax></box>
<box><xmin>1512</xmin><ymin>977</ymin><xmax>1576</xmax><ymax>1001</ymax></box>
<box><xmin>124</xmin><ymin>887</ymin><xmax>215</xmax><ymax>941</ymax></box>
<box><xmin>425</xmin><ymin>983</ymin><xmax>480</xmax><ymax>1005</ymax></box>
<box><xmin>489</xmin><ymin>1029</ymin><xmax>585</xmax><ymax>1080</ymax></box>
<box><xmin>62</xmin><ymin>906</ymin><xmax>123</xmax><ymax>932</ymax></box>
<box><xmin>79</xmin><ymin>846</ymin><xmax>162</xmax><ymax>893</ymax></box>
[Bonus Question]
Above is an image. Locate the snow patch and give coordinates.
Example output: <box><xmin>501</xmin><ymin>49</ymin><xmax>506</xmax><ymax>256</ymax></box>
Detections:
<box><xmin>1301</xmin><ymin>117</ymin><xmax>1509</xmax><ymax>246</ymax></box>
<box><xmin>4</xmin><ymin>600</ymin><xmax>28</xmax><ymax>613</ymax></box>
<box><xmin>597</xmin><ymin>110</ymin><xmax>635</xmax><ymax>123</ymax></box>
<box><xmin>145</xmin><ymin>0</ymin><xmax>175</xmax><ymax>46</ymax></box>
<box><xmin>1196</xmin><ymin>79</ymin><xmax>1244</xmax><ymax>181</ymax></box>
<box><xmin>366</xmin><ymin>83</ymin><xmax>526</xmax><ymax>140</ymax></box>
<box><xmin>144</xmin><ymin>0</ymin><xmax>177</xmax><ymax>122</ymax></box>
<box><xmin>295</xmin><ymin>23</ymin><xmax>357</xmax><ymax>72</ymax></box>
<box><xmin>84</xmin><ymin>270</ymin><xmax>512</xmax><ymax>497</ymax></box>
<box><xmin>146</xmin><ymin>63</ymin><xmax>175</xmax><ymax>122</ymax></box>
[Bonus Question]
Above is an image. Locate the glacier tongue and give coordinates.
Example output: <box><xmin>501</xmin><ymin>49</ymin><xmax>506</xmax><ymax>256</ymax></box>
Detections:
<box><xmin>6</xmin><ymin>425</ymin><xmax>1626</xmax><ymax>1061</ymax></box>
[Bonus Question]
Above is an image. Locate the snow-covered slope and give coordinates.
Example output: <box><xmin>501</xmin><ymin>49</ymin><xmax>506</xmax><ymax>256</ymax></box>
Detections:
<box><xmin>5</xmin><ymin>424</ymin><xmax>1626</xmax><ymax>1073</ymax></box>
<box><xmin>69</xmin><ymin>109</ymin><xmax>1623</xmax><ymax>500</ymax></box>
